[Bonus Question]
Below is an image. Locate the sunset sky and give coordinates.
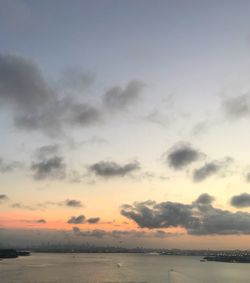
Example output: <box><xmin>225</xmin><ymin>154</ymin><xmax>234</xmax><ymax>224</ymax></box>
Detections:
<box><xmin>2</xmin><ymin>0</ymin><xmax>250</xmax><ymax>249</ymax></box>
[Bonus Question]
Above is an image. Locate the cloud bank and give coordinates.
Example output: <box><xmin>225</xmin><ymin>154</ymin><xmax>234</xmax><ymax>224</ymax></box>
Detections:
<box><xmin>121</xmin><ymin>194</ymin><xmax>250</xmax><ymax>235</ymax></box>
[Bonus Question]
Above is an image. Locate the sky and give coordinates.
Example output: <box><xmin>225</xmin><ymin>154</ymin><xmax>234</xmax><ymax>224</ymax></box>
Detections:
<box><xmin>2</xmin><ymin>0</ymin><xmax>250</xmax><ymax>249</ymax></box>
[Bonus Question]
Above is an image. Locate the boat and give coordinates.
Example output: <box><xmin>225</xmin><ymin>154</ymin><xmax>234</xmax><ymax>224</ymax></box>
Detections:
<box><xmin>17</xmin><ymin>251</ymin><xmax>30</xmax><ymax>257</ymax></box>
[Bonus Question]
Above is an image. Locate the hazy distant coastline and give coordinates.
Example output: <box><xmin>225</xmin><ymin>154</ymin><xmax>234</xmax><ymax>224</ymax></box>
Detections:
<box><xmin>2</xmin><ymin>246</ymin><xmax>250</xmax><ymax>257</ymax></box>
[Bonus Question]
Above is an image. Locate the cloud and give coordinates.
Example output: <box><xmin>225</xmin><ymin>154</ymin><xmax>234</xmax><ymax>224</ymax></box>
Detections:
<box><xmin>35</xmin><ymin>144</ymin><xmax>60</xmax><ymax>159</ymax></box>
<box><xmin>193</xmin><ymin>158</ymin><xmax>232</xmax><ymax>182</ymax></box>
<box><xmin>58</xmin><ymin>67</ymin><xmax>94</xmax><ymax>93</ymax></box>
<box><xmin>72</xmin><ymin>227</ymin><xmax>173</xmax><ymax>239</ymax></box>
<box><xmin>11</xmin><ymin>203</ymin><xmax>34</xmax><ymax>210</ymax></box>
<box><xmin>223</xmin><ymin>94</ymin><xmax>250</xmax><ymax>119</ymax></box>
<box><xmin>67</xmin><ymin>215</ymin><xmax>85</xmax><ymax>224</ymax></box>
<box><xmin>15</xmin><ymin>100</ymin><xmax>102</xmax><ymax>136</ymax></box>
<box><xmin>89</xmin><ymin>160</ymin><xmax>140</xmax><ymax>177</ymax></box>
<box><xmin>145</xmin><ymin>110</ymin><xmax>168</xmax><ymax>127</ymax></box>
<box><xmin>64</xmin><ymin>199</ymin><xmax>83</xmax><ymax>208</ymax></box>
<box><xmin>192</xmin><ymin>120</ymin><xmax>210</xmax><ymax>136</ymax></box>
<box><xmin>166</xmin><ymin>143</ymin><xmax>204</xmax><ymax>170</ymax></box>
<box><xmin>68</xmin><ymin>215</ymin><xmax>101</xmax><ymax>225</ymax></box>
<box><xmin>194</xmin><ymin>193</ymin><xmax>215</xmax><ymax>205</ymax></box>
<box><xmin>0</xmin><ymin>54</ymin><xmax>145</xmax><ymax>137</ymax></box>
<box><xmin>103</xmin><ymin>80</ymin><xmax>144</xmax><ymax>111</ymax></box>
<box><xmin>121</xmin><ymin>194</ymin><xmax>250</xmax><ymax>235</ymax></box>
<box><xmin>31</xmin><ymin>156</ymin><xmax>66</xmax><ymax>180</ymax></box>
<box><xmin>36</xmin><ymin>219</ymin><xmax>46</xmax><ymax>223</ymax></box>
<box><xmin>193</xmin><ymin>162</ymin><xmax>220</xmax><ymax>182</ymax></box>
<box><xmin>231</xmin><ymin>193</ymin><xmax>250</xmax><ymax>208</ymax></box>
<box><xmin>67</xmin><ymin>103</ymin><xmax>102</xmax><ymax>127</ymax></box>
<box><xmin>0</xmin><ymin>158</ymin><xmax>22</xmax><ymax>173</ymax></box>
<box><xmin>72</xmin><ymin>227</ymin><xmax>107</xmax><ymax>238</ymax></box>
<box><xmin>81</xmin><ymin>136</ymin><xmax>109</xmax><ymax>146</ymax></box>
<box><xmin>87</xmin><ymin>217</ymin><xmax>100</xmax><ymax>224</ymax></box>
<box><xmin>0</xmin><ymin>194</ymin><xmax>8</xmax><ymax>202</ymax></box>
<box><xmin>0</xmin><ymin>227</ymin><xmax>173</xmax><ymax>248</ymax></box>
<box><xmin>0</xmin><ymin>54</ymin><xmax>101</xmax><ymax>136</ymax></box>
<box><xmin>245</xmin><ymin>172</ymin><xmax>250</xmax><ymax>182</ymax></box>
<box><xmin>0</xmin><ymin>54</ymin><xmax>53</xmax><ymax>112</ymax></box>
<box><xmin>121</xmin><ymin>200</ymin><xmax>194</xmax><ymax>229</ymax></box>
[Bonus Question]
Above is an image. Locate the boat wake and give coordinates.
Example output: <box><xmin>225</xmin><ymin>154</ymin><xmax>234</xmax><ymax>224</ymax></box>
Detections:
<box><xmin>168</xmin><ymin>269</ymin><xmax>202</xmax><ymax>283</ymax></box>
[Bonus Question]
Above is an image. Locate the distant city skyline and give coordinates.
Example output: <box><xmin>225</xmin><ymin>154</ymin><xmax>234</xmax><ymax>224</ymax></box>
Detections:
<box><xmin>2</xmin><ymin>0</ymin><xmax>250</xmax><ymax>249</ymax></box>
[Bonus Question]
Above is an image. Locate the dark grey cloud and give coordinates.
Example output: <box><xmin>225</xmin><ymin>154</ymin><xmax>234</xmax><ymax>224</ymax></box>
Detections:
<box><xmin>87</xmin><ymin>217</ymin><xmax>100</xmax><ymax>224</ymax></box>
<box><xmin>193</xmin><ymin>162</ymin><xmax>220</xmax><ymax>182</ymax></box>
<box><xmin>192</xmin><ymin>193</ymin><xmax>215</xmax><ymax>213</ymax></box>
<box><xmin>89</xmin><ymin>160</ymin><xmax>140</xmax><ymax>177</ymax></box>
<box><xmin>66</xmin><ymin>103</ymin><xmax>102</xmax><ymax>127</ymax></box>
<box><xmin>67</xmin><ymin>215</ymin><xmax>85</xmax><ymax>224</ymax></box>
<box><xmin>166</xmin><ymin>143</ymin><xmax>204</xmax><ymax>170</ymax></box>
<box><xmin>223</xmin><ymin>94</ymin><xmax>250</xmax><ymax>119</ymax></box>
<box><xmin>64</xmin><ymin>199</ymin><xmax>83</xmax><ymax>208</ymax></box>
<box><xmin>0</xmin><ymin>194</ymin><xmax>8</xmax><ymax>202</ymax></box>
<box><xmin>0</xmin><ymin>54</ymin><xmax>144</xmax><ymax>136</ymax></box>
<box><xmin>231</xmin><ymin>193</ymin><xmax>250</xmax><ymax>208</ymax></box>
<box><xmin>36</xmin><ymin>219</ymin><xmax>46</xmax><ymax>223</ymax></box>
<box><xmin>15</xmin><ymin>100</ymin><xmax>102</xmax><ymax>136</ymax></box>
<box><xmin>0</xmin><ymin>54</ymin><xmax>53</xmax><ymax>112</ymax></box>
<box><xmin>193</xmin><ymin>158</ymin><xmax>232</xmax><ymax>182</ymax></box>
<box><xmin>103</xmin><ymin>80</ymin><xmax>144</xmax><ymax>111</ymax></box>
<box><xmin>121</xmin><ymin>194</ymin><xmax>250</xmax><ymax>235</ymax></box>
<box><xmin>0</xmin><ymin>54</ymin><xmax>101</xmax><ymax>136</ymax></box>
<box><xmin>194</xmin><ymin>193</ymin><xmax>215</xmax><ymax>205</ymax></box>
<box><xmin>121</xmin><ymin>200</ymin><xmax>194</xmax><ymax>229</ymax></box>
<box><xmin>31</xmin><ymin>156</ymin><xmax>66</xmax><ymax>180</ymax></box>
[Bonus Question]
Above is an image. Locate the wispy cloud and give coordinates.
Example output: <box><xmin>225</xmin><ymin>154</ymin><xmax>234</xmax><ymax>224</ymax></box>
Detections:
<box><xmin>193</xmin><ymin>157</ymin><xmax>233</xmax><ymax>182</ymax></box>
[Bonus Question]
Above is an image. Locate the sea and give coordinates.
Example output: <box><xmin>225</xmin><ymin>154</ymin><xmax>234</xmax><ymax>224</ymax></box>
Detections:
<box><xmin>1</xmin><ymin>253</ymin><xmax>250</xmax><ymax>283</ymax></box>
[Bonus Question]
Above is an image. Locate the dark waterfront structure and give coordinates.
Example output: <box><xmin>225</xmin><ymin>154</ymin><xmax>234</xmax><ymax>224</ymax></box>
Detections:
<box><xmin>0</xmin><ymin>249</ymin><xmax>30</xmax><ymax>259</ymax></box>
<box><xmin>204</xmin><ymin>255</ymin><xmax>250</xmax><ymax>263</ymax></box>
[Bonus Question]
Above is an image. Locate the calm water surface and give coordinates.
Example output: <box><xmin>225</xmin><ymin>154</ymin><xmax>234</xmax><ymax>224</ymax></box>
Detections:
<box><xmin>1</xmin><ymin>253</ymin><xmax>250</xmax><ymax>283</ymax></box>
